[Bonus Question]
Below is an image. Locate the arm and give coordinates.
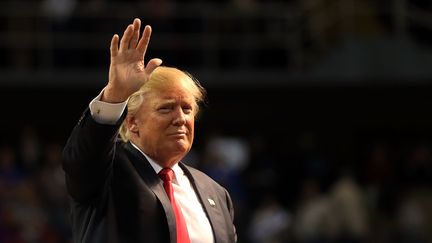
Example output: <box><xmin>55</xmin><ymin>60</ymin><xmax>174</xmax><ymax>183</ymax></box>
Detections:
<box><xmin>62</xmin><ymin>108</ymin><xmax>123</xmax><ymax>203</ymax></box>
<box><xmin>62</xmin><ymin>18</ymin><xmax>162</xmax><ymax>203</ymax></box>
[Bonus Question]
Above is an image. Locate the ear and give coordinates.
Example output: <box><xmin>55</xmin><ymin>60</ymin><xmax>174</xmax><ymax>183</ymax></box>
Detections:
<box><xmin>125</xmin><ymin>116</ymin><xmax>139</xmax><ymax>133</ymax></box>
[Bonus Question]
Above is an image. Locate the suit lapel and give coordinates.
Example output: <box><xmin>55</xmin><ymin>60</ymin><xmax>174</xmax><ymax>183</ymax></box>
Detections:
<box><xmin>180</xmin><ymin>164</ymin><xmax>228</xmax><ymax>243</ymax></box>
<box><xmin>124</xmin><ymin>142</ymin><xmax>177</xmax><ymax>243</ymax></box>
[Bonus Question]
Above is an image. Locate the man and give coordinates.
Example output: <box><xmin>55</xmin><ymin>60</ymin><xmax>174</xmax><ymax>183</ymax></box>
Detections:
<box><xmin>62</xmin><ymin>18</ymin><xmax>237</xmax><ymax>243</ymax></box>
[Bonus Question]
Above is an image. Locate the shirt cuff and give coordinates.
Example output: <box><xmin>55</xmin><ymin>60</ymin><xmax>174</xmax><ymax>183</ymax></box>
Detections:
<box><xmin>89</xmin><ymin>89</ymin><xmax>128</xmax><ymax>125</ymax></box>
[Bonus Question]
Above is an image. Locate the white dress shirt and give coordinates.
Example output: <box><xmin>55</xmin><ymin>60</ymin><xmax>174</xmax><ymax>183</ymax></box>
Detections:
<box><xmin>89</xmin><ymin>91</ymin><xmax>214</xmax><ymax>243</ymax></box>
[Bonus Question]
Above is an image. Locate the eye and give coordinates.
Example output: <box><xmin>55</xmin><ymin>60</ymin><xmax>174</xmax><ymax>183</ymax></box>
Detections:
<box><xmin>158</xmin><ymin>106</ymin><xmax>172</xmax><ymax>113</ymax></box>
<box><xmin>182</xmin><ymin>106</ymin><xmax>193</xmax><ymax>114</ymax></box>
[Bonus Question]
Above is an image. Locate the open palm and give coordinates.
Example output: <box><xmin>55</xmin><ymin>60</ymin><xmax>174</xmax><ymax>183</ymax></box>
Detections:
<box><xmin>105</xmin><ymin>18</ymin><xmax>162</xmax><ymax>103</ymax></box>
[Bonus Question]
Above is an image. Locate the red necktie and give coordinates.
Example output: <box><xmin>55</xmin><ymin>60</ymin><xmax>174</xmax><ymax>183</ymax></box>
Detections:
<box><xmin>159</xmin><ymin>168</ymin><xmax>190</xmax><ymax>243</ymax></box>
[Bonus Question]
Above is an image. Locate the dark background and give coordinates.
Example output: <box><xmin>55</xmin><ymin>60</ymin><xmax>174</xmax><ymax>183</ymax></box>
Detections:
<box><xmin>1</xmin><ymin>0</ymin><xmax>432</xmax><ymax>242</ymax></box>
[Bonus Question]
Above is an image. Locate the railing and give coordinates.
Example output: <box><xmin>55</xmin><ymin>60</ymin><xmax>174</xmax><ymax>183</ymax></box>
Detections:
<box><xmin>0</xmin><ymin>0</ymin><xmax>431</xmax><ymax>87</ymax></box>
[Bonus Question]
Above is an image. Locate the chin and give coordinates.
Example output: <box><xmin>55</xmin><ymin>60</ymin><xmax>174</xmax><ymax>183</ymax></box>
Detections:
<box><xmin>167</xmin><ymin>140</ymin><xmax>184</xmax><ymax>148</ymax></box>
<box><xmin>174</xmin><ymin>146</ymin><xmax>189</xmax><ymax>155</ymax></box>
<box><xmin>170</xmin><ymin>143</ymin><xmax>191</xmax><ymax>155</ymax></box>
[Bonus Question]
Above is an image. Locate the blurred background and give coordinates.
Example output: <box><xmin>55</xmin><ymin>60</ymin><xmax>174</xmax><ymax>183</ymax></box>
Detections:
<box><xmin>1</xmin><ymin>0</ymin><xmax>432</xmax><ymax>242</ymax></box>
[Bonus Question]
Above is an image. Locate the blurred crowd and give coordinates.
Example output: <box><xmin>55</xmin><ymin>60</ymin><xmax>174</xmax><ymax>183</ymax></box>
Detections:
<box><xmin>1</xmin><ymin>124</ymin><xmax>431</xmax><ymax>243</ymax></box>
<box><xmin>0</xmin><ymin>126</ymin><xmax>70</xmax><ymax>243</ymax></box>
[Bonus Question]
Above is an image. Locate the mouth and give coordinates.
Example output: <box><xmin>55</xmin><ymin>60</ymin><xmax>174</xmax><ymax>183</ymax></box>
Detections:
<box><xmin>168</xmin><ymin>131</ymin><xmax>187</xmax><ymax>137</ymax></box>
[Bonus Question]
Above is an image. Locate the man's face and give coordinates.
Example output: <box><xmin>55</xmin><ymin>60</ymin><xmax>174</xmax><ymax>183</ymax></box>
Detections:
<box><xmin>130</xmin><ymin>83</ymin><xmax>196</xmax><ymax>166</ymax></box>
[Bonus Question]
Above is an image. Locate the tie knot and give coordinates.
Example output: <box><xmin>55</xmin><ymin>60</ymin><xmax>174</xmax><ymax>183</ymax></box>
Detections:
<box><xmin>158</xmin><ymin>168</ymin><xmax>174</xmax><ymax>183</ymax></box>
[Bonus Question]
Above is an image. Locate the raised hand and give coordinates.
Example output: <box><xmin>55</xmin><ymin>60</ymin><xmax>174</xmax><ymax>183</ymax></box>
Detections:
<box><xmin>102</xmin><ymin>18</ymin><xmax>162</xmax><ymax>103</ymax></box>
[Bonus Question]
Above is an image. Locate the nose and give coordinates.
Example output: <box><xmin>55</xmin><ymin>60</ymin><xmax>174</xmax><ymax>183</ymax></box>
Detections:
<box><xmin>172</xmin><ymin>107</ymin><xmax>186</xmax><ymax>126</ymax></box>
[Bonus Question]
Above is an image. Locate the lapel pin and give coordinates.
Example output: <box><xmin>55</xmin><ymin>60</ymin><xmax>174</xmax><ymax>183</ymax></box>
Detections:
<box><xmin>208</xmin><ymin>198</ymin><xmax>216</xmax><ymax>207</ymax></box>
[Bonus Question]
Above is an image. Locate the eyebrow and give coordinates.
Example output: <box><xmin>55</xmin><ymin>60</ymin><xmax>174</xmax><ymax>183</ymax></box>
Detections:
<box><xmin>155</xmin><ymin>99</ymin><xmax>195</xmax><ymax>108</ymax></box>
<box><xmin>156</xmin><ymin>99</ymin><xmax>178</xmax><ymax>107</ymax></box>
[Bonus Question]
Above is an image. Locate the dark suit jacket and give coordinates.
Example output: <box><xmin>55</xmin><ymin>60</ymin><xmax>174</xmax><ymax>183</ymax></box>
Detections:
<box><xmin>62</xmin><ymin>109</ymin><xmax>237</xmax><ymax>243</ymax></box>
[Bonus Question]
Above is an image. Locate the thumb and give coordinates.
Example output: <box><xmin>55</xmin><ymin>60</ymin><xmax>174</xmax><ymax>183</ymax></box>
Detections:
<box><xmin>145</xmin><ymin>58</ymin><xmax>163</xmax><ymax>75</ymax></box>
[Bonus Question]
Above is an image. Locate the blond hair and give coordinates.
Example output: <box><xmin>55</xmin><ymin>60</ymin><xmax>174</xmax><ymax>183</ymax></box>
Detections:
<box><xmin>119</xmin><ymin>66</ymin><xmax>206</xmax><ymax>142</ymax></box>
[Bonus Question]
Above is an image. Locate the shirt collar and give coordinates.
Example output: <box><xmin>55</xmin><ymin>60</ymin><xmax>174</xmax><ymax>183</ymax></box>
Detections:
<box><xmin>130</xmin><ymin>142</ymin><xmax>183</xmax><ymax>182</ymax></box>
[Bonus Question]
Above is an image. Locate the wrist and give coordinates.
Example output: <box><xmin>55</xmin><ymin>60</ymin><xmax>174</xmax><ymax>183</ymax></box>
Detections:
<box><xmin>101</xmin><ymin>85</ymin><xmax>130</xmax><ymax>103</ymax></box>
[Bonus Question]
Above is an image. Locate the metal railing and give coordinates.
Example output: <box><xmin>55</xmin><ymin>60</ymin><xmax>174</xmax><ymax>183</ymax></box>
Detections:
<box><xmin>0</xmin><ymin>0</ymin><xmax>431</xmax><ymax>87</ymax></box>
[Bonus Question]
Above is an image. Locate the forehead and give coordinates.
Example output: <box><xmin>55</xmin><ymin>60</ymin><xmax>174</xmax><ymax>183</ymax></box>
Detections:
<box><xmin>147</xmin><ymin>85</ymin><xmax>196</xmax><ymax>105</ymax></box>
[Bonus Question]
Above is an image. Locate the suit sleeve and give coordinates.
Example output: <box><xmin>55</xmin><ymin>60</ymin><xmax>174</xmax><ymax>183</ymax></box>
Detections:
<box><xmin>62</xmin><ymin>108</ymin><xmax>125</xmax><ymax>203</ymax></box>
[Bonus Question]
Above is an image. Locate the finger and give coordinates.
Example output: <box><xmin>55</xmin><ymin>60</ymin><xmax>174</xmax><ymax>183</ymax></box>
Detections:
<box><xmin>129</xmin><ymin>18</ymin><xmax>141</xmax><ymax>49</ymax></box>
<box><xmin>137</xmin><ymin>25</ymin><xmax>152</xmax><ymax>56</ymax></box>
<box><xmin>145</xmin><ymin>58</ymin><xmax>163</xmax><ymax>75</ymax></box>
<box><xmin>110</xmin><ymin>34</ymin><xmax>119</xmax><ymax>57</ymax></box>
<box><xmin>119</xmin><ymin>24</ymin><xmax>134</xmax><ymax>51</ymax></box>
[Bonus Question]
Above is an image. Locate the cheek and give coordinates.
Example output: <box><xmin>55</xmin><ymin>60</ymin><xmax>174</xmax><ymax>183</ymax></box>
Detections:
<box><xmin>143</xmin><ymin>120</ymin><xmax>165</xmax><ymax>134</ymax></box>
<box><xmin>187</xmin><ymin>119</ymin><xmax>195</xmax><ymax>137</ymax></box>
<box><xmin>137</xmin><ymin>117</ymin><xmax>162</xmax><ymax>136</ymax></box>
<box><xmin>187</xmin><ymin>115</ymin><xmax>195</xmax><ymax>126</ymax></box>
